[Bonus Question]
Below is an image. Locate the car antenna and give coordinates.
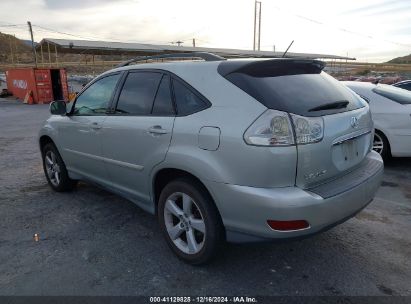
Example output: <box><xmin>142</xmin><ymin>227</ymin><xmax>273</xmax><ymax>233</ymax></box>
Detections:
<box><xmin>282</xmin><ymin>40</ymin><xmax>294</xmax><ymax>58</ymax></box>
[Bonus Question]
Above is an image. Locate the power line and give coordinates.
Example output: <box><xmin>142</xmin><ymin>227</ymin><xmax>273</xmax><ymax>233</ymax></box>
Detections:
<box><xmin>273</xmin><ymin>5</ymin><xmax>411</xmax><ymax>48</ymax></box>
<box><xmin>0</xmin><ymin>24</ymin><xmax>26</xmax><ymax>28</ymax></box>
<box><xmin>33</xmin><ymin>24</ymin><xmax>106</xmax><ymax>41</ymax></box>
<box><xmin>3</xmin><ymin>22</ymin><xmax>209</xmax><ymax>47</ymax></box>
<box><xmin>32</xmin><ymin>24</ymin><xmax>172</xmax><ymax>45</ymax></box>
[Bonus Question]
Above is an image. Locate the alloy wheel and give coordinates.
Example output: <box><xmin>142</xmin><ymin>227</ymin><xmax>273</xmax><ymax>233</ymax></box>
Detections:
<box><xmin>163</xmin><ymin>192</ymin><xmax>206</xmax><ymax>255</ymax></box>
<box><xmin>45</xmin><ymin>150</ymin><xmax>61</xmax><ymax>187</ymax></box>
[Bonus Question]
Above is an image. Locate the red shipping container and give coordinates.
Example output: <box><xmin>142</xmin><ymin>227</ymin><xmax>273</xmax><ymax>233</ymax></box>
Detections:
<box><xmin>5</xmin><ymin>68</ymin><xmax>69</xmax><ymax>104</ymax></box>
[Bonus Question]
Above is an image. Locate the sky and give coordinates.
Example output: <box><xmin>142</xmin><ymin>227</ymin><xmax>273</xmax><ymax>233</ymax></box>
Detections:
<box><xmin>0</xmin><ymin>0</ymin><xmax>410</xmax><ymax>62</ymax></box>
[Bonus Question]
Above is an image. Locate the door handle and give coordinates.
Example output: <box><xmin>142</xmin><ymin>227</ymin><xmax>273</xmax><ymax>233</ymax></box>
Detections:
<box><xmin>148</xmin><ymin>125</ymin><xmax>168</xmax><ymax>135</ymax></box>
<box><xmin>91</xmin><ymin>122</ymin><xmax>102</xmax><ymax>130</ymax></box>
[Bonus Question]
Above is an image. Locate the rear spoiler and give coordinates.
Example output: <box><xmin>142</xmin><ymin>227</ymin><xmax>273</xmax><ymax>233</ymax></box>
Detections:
<box><xmin>217</xmin><ymin>58</ymin><xmax>326</xmax><ymax>77</ymax></box>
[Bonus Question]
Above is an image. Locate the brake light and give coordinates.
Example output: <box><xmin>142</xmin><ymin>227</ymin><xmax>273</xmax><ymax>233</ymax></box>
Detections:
<box><xmin>267</xmin><ymin>220</ymin><xmax>310</xmax><ymax>231</ymax></box>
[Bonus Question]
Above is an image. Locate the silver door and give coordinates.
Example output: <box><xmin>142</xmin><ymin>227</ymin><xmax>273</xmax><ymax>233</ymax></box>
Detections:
<box><xmin>101</xmin><ymin>72</ymin><xmax>175</xmax><ymax>207</ymax></box>
<box><xmin>58</xmin><ymin>73</ymin><xmax>121</xmax><ymax>184</ymax></box>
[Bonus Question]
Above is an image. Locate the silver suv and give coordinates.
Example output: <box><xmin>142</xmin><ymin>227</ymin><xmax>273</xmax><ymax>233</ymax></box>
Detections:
<box><xmin>39</xmin><ymin>53</ymin><xmax>384</xmax><ymax>264</ymax></box>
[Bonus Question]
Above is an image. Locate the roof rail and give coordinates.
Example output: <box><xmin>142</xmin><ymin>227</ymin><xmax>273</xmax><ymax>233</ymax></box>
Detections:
<box><xmin>116</xmin><ymin>52</ymin><xmax>226</xmax><ymax>67</ymax></box>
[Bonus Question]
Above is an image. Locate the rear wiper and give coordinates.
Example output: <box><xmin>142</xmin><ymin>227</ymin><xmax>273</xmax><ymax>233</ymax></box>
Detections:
<box><xmin>308</xmin><ymin>101</ymin><xmax>349</xmax><ymax>112</ymax></box>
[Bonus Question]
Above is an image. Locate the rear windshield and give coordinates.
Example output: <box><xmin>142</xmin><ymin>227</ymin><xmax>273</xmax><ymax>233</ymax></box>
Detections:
<box><xmin>373</xmin><ymin>84</ymin><xmax>411</xmax><ymax>105</ymax></box>
<box><xmin>225</xmin><ymin>71</ymin><xmax>366</xmax><ymax>116</ymax></box>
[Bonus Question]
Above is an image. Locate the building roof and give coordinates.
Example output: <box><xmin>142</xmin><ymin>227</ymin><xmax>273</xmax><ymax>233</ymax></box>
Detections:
<box><xmin>36</xmin><ymin>38</ymin><xmax>356</xmax><ymax>60</ymax></box>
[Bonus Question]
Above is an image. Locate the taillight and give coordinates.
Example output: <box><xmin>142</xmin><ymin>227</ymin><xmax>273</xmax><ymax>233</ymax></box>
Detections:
<box><xmin>291</xmin><ymin>114</ymin><xmax>324</xmax><ymax>144</ymax></box>
<box><xmin>244</xmin><ymin>109</ymin><xmax>324</xmax><ymax>146</ymax></box>
<box><xmin>244</xmin><ymin>110</ymin><xmax>294</xmax><ymax>146</ymax></box>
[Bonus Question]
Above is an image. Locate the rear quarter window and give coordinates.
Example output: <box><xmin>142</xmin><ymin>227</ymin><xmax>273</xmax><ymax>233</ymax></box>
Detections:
<box><xmin>172</xmin><ymin>79</ymin><xmax>209</xmax><ymax>116</ymax></box>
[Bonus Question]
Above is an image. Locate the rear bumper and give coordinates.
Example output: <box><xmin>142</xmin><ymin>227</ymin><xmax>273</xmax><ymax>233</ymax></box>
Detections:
<box><xmin>205</xmin><ymin>151</ymin><xmax>383</xmax><ymax>243</ymax></box>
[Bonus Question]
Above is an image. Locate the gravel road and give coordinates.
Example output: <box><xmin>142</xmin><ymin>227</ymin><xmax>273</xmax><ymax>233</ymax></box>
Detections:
<box><xmin>0</xmin><ymin>98</ymin><xmax>410</xmax><ymax>296</ymax></box>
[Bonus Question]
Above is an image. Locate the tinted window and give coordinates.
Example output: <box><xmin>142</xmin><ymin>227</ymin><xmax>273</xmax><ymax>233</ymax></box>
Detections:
<box><xmin>225</xmin><ymin>71</ymin><xmax>365</xmax><ymax>117</ymax></box>
<box><xmin>173</xmin><ymin>79</ymin><xmax>208</xmax><ymax>115</ymax></box>
<box><xmin>396</xmin><ymin>82</ymin><xmax>411</xmax><ymax>91</ymax></box>
<box><xmin>373</xmin><ymin>84</ymin><xmax>411</xmax><ymax>105</ymax></box>
<box><xmin>116</xmin><ymin>72</ymin><xmax>162</xmax><ymax>115</ymax></box>
<box><xmin>152</xmin><ymin>75</ymin><xmax>174</xmax><ymax>115</ymax></box>
<box><xmin>73</xmin><ymin>74</ymin><xmax>120</xmax><ymax>115</ymax></box>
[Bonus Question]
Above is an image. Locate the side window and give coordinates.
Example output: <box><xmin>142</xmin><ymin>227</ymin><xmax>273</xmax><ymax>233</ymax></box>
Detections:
<box><xmin>172</xmin><ymin>79</ymin><xmax>208</xmax><ymax>115</ymax></box>
<box><xmin>403</xmin><ymin>83</ymin><xmax>411</xmax><ymax>91</ymax></box>
<box><xmin>73</xmin><ymin>74</ymin><xmax>120</xmax><ymax>115</ymax></box>
<box><xmin>115</xmin><ymin>72</ymin><xmax>162</xmax><ymax>115</ymax></box>
<box><xmin>152</xmin><ymin>75</ymin><xmax>174</xmax><ymax>116</ymax></box>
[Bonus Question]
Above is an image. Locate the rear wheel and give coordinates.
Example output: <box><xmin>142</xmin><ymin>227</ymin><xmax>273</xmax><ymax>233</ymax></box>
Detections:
<box><xmin>42</xmin><ymin>143</ymin><xmax>77</xmax><ymax>192</ymax></box>
<box><xmin>158</xmin><ymin>178</ymin><xmax>223</xmax><ymax>265</ymax></box>
<box><xmin>373</xmin><ymin>131</ymin><xmax>390</xmax><ymax>160</ymax></box>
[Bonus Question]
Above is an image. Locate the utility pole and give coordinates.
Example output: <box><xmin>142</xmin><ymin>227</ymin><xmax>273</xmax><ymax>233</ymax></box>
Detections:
<box><xmin>14</xmin><ymin>35</ymin><xmax>19</xmax><ymax>64</ymax></box>
<box><xmin>9</xmin><ymin>35</ymin><xmax>14</xmax><ymax>65</ymax></box>
<box><xmin>253</xmin><ymin>1</ymin><xmax>262</xmax><ymax>51</ymax></box>
<box><xmin>27</xmin><ymin>21</ymin><xmax>38</xmax><ymax>67</ymax></box>
<box><xmin>253</xmin><ymin>1</ymin><xmax>256</xmax><ymax>50</ymax></box>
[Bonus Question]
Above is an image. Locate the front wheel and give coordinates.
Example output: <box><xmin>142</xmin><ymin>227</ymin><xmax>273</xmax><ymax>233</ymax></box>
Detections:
<box><xmin>42</xmin><ymin>143</ymin><xmax>77</xmax><ymax>192</ymax></box>
<box><xmin>158</xmin><ymin>178</ymin><xmax>223</xmax><ymax>265</ymax></box>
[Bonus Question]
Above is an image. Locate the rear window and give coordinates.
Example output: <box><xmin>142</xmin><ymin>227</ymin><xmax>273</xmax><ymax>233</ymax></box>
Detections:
<box><xmin>373</xmin><ymin>84</ymin><xmax>411</xmax><ymax>104</ymax></box>
<box><xmin>225</xmin><ymin>71</ymin><xmax>365</xmax><ymax>117</ymax></box>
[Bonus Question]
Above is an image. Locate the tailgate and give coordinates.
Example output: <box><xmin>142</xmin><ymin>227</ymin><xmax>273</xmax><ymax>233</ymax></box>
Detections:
<box><xmin>296</xmin><ymin>106</ymin><xmax>373</xmax><ymax>189</ymax></box>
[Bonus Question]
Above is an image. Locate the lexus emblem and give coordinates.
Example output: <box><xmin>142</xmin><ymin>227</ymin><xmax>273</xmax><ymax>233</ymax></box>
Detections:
<box><xmin>350</xmin><ymin>117</ymin><xmax>359</xmax><ymax>128</ymax></box>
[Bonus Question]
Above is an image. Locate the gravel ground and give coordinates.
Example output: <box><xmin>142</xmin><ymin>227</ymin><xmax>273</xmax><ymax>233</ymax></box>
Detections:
<box><xmin>0</xmin><ymin>98</ymin><xmax>410</xmax><ymax>296</ymax></box>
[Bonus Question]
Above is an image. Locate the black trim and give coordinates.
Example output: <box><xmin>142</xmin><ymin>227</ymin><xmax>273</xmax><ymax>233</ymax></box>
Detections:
<box><xmin>108</xmin><ymin>68</ymin><xmax>211</xmax><ymax>117</ymax></box>
<box><xmin>307</xmin><ymin>158</ymin><xmax>383</xmax><ymax>199</ymax></box>
<box><xmin>149</xmin><ymin>74</ymin><xmax>165</xmax><ymax>114</ymax></box>
<box><xmin>108</xmin><ymin>71</ymin><xmax>128</xmax><ymax>114</ymax></box>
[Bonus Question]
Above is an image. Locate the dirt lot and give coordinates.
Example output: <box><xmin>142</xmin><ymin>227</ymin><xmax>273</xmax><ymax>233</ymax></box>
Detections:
<box><xmin>0</xmin><ymin>98</ymin><xmax>410</xmax><ymax>296</ymax></box>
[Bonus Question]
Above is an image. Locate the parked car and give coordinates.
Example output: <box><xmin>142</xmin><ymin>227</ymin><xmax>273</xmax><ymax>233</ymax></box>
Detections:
<box><xmin>39</xmin><ymin>54</ymin><xmax>383</xmax><ymax>264</ymax></box>
<box><xmin>343</xmin><ymin>81</ymin><xmax>411</xmax><ymax>159</ymax></box>
<box><xmin>392</xmin><ymin>80</ymin><xmax>411</xmax><ymax>91</ymax></box>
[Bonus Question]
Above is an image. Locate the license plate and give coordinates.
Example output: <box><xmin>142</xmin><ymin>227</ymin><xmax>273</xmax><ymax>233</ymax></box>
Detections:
<box><xmin>341</xmin><ymin>138</ymin><xmax>360</xmax><ymax>161</ymax></box>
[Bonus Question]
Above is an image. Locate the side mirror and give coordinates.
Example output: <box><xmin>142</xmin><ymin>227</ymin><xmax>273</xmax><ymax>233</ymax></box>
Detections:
<box><xmin>50</xmin><ymin>100</ymin><xmax>67</xmax><ymax>115</ymax></box>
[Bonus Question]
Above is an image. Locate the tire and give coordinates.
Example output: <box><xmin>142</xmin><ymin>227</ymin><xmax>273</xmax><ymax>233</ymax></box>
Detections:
<box><xmin>373</xmin><ymin>131</ymin><xmax>390</xmax><ymax>160</ymax></box>
<box><xmin>158</xmin><ymin>177</ymin><xmax>224</xmax><ymax>265</ymax></box>
<box><xmin>42</xmin><ymin>143</ymin><xmax>77</xmax><ymax>192</ymax></box>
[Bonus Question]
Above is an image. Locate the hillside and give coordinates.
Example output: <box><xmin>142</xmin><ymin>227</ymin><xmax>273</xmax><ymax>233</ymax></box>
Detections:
<box><xmin>387</xmin><ymin>53</ymin><xmax>411</xmax><ymax>64</ymax></box>
<box><xmin>0</xmin><ymin>32</ymin><xmax>33</xmax><ymax>63</ymax></box>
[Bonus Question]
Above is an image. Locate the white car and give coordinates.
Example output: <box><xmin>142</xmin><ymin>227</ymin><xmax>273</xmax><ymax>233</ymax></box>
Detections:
<box><xmin>343</xmin><ymin>81</ymin><xmax>411</xmax><ymax>159</ymax></box>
